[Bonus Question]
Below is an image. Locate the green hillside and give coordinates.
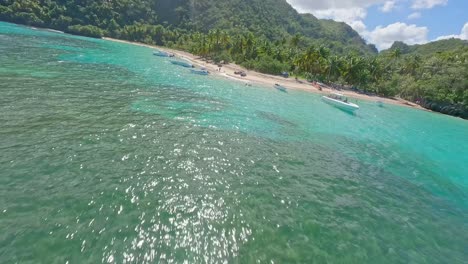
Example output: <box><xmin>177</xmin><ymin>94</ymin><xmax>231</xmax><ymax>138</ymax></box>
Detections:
<box><xmin>383</xmin><ymin>39</ymin><xmax>468</xmax><ymax>56</ymax></box>
<box><xmin>0</xmin><ymin>0</ymin><xmax>376</xmax><ymax>55</ymax></box>
<box><xmin>154</xmin><ymin>0</ymin><xmax>377</xmax><ymax>54</ymax></box>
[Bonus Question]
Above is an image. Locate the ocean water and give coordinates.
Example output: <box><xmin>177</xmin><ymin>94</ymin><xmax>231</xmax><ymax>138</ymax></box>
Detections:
<box><xmin>0</xmin><ymin>22</ymin><xmax>467</xmax><ymax>263</ymax></box>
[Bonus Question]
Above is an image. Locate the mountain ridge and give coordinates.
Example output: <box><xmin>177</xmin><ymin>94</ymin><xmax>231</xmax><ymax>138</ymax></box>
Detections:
<box><xmin>383</xmin><ymin>38</ymin><xmax>468</xmax><ymax>56</ymax></box>
<box><xmin>153</xmin><ymin>0</ymin><xmax>377</xmax><ymax>54</ymax></box>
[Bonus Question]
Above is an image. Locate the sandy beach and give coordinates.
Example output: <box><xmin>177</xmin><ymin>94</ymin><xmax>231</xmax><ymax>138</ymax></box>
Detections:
<box><xmin>104</xmin><ymin>37</ymin><xmax>425</xmax><ymax>110</ymax></box>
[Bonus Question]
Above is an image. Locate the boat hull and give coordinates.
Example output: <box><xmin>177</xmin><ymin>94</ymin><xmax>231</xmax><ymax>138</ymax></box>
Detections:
<box><xmin>322</xmin><ymin>96</ymin><xmax>359</xmax><ymax>112</ymax></box>
<box><xmin>153</xmin><ymin>50</ymin><xmax>170</xmax><ymax>57</ymax></box>
<box><xmin>190</xmin><ymin>69</ymin><xmax>209</xmax><ymax>75</ymax></box>
<box><xmin>153</xmin><ymin>52</ymin><xmax>169</xmax><ymax>57</ymax></box>
<box><xmin>274</xmin><ymin>85</ymin><xmax>287</xmax><ymax>92</ymax></box>
<box><xmin>170</xmin><ymin>60</ymin><xmax>193</xmax><ymax>68</ymax></box>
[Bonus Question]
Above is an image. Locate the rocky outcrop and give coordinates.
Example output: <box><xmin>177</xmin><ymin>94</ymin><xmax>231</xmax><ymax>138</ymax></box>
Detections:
<box><xmin>420</xmin><ymin>100</ymin><xmax>468</xmax><ymax>120</ymax></box>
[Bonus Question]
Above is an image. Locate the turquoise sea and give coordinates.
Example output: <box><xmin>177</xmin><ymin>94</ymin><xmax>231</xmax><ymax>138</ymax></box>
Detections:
<box><xmin>0</xmin><ymin>22</ymin><xmax>467</xmax><ymax>263</ymax></box>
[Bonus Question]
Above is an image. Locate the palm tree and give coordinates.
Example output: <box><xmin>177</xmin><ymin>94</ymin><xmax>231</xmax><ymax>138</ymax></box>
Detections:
<box><xmin>194</xmin><ymin>34</ymin><xmax>209</xmax><ymax>58</ymax></box>
<box><xmin>401</xmin><ymin>55</ymin><xmax>421</xmax><ymax>76</ymax></box>
<box><xmin>290</xmin><ymin>33</ymin><xmax>302</xmax><ymax>49</ymax></box>
<box><xmin>244</xmin><ymin>32</ymin><xmax>256</xmax><ymax>59</ymax></box>
<box><xmin>257</xmin><ymin>40</ymin><xmax>272</xmax><ymax>57</ymax></box>
<box><xmin>325</xmin><ymin>55</ymin><xmax>341</xmax><ymax>82</ymax></box>
<box><xmin>294</xmin><ymin>45</ymin><xmax>324</xmax><ymax>76</ymax></box>
<box><xmin>317</xmin><ymin>46</ymin><xmax>330</xmax><ymax>76</ymax></box>
<box><xmin>386</xmin><ymin>47</ymin><xmax>402</xmax><ymax>70</ymax></box>
<box><xmin>341</xmin><ymin>54</ymin><xmax>368</xmax><ymax>86</ymax></box>
<box><xmin>214</xmin><ymin>28</ymin><xmax>222</xmax><ymax>51</ymax></box>
<box><xmin>207</xmin><ymin>30</ymin><xmax>216</xmax><ymax>55</ymax></box>
<box><xmin>219</xmin><ymin>30</ymin><xmax>231</xmax><ymax>50</ymax></box>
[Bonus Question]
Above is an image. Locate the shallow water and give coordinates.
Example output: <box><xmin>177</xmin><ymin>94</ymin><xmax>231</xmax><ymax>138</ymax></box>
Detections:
<box><xmin>0</xmin><ymin>22</ymin><xmax>467</xmax><ymax>263</ymax></box>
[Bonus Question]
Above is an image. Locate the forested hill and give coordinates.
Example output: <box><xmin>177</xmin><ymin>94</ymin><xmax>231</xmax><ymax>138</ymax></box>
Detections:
<box><xmin>0</xmin><ymin>0</ymin><xmax>376</xmax><ymax>55</ymax></box>
<box><xmin>154</xmin><ymin>0</ymin><xmax>377</xmax><ymax>55</ymax></box>
<box><xmin>383</xmin><ymin>39</ymin><xmax>468</xmax><ymax>56</ymax></box>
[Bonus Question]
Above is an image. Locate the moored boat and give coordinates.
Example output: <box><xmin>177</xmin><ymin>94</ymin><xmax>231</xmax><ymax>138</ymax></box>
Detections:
<box><xmin>274</xmin><ymin>83</ymin><xmax>287</xmax><ymax>92</ymax></box>
<box><xmin>153</xmin><ymin>50</ymin><xmax>173</xmax><ymax>57</ymax></box>
<box><xmin>322</xmin><ymin>93</ymin><xmax>359</xmax><ymax>112</ymax></box>
<box><xmin>170</xmin><ymin>59</ymin><xmax>194</xmax><ymax>68</ymax></box>
<box><xmin>190</xmin><ymin>69</ymin><xmax>209</xmax><ymax>75</ymax></box>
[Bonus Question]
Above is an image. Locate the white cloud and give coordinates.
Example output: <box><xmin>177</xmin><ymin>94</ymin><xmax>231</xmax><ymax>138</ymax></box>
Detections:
<box><xmin>286</xmin><ymin>0</ymin><xmax>386</xmax><ymax>12</ymax></box>
<box><xmin>380</xmin><ymin>1</ymin><xmax>396</xmax><ymax>12</ymax></box>
<box><xmin>348</xmin><ymin>20</ymin><xmax>368</xmax><ymax>34</ymax></box>
<box><xmin>313</xmin><ymin>8</ymin><xmax>367</xmax><ymax>24</ymax></box>
<box><xmin>285</xmin><ymin>0</ymin><xmax>442</xmax><ymax>51</ymax></box>
<box><xmin>408</xmin><ymin>12</ymin><xmax>421</xmax><ymax>19</ymax></box>
<box><xmin>461</xmin><ymin>23</ymin><xmax>468</xmax><ymax>39</ymax></box>
<box><xmin>311</xmin><ymin>7</ymin><xmax>369</xmax><ymax>35</ymax></box>
<box><xmin>412</xmin><ymin>0</ymin><xmax>448</xmax><ymax>9</ymax></box>
<box><xmin>364</xmin><ymin>22</ymin><xmax>429</xmax><ymax>50</ymax></box>
<box><xmin>435</xmin><ymin>22</ymin><xmax>468</xmax><ymax>41</ymax></box>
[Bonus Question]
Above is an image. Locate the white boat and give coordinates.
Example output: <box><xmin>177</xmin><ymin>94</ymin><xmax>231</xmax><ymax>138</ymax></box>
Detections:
<box><xmin>190</xmin><ymin>69</ymin><xmax>209</xmax><ymax>75</ymax></box>
<box><xmin>322</xmin><ymin>93</ymin><xmax>359</xmax><ymax>112</ymax></box>
<box><xmin>170</xmin><ymin>59</ymin><xmax>193</xmax><ymax>68</ymax></box>
<box><xmin>153</xmin><ymin>50</ymin><xmax>172</xmax><ymax>57</ymax></box>
<box><xmin>274</xmin><ymin>84</ymin><xmax>287</xmax><ymax>92</ymax></box>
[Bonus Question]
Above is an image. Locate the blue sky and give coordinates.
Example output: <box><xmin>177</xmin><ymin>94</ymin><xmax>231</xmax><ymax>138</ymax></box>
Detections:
<box><xmin>286</xmin><ymin>0</ymin><xmax>468</xmax><ymax>50</ymax></box>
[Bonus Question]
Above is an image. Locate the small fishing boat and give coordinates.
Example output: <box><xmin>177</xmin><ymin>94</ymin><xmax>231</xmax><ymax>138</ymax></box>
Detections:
<box><xmin>190</xmin><ymin>69</ymin><xmax>209</xmax><ymax>75</ymax></box>
<box><xmin>153</xmin><ymin>50</ymin><xmax>172</xmax><ymax>57</ymax></box>
<box><xmin>322</xmin><ymin>93</ymin><xmax>359</xmax><ymax>112</ymax></box>
<box><xmin>274</xmin><ymin>84</ymin><xmax>287</xmax><ymax>92</ymax></box>
<box><xmin>170</xmin><ymin>59</ymin><xmax>193</xmax><ymax>68</ymax></box>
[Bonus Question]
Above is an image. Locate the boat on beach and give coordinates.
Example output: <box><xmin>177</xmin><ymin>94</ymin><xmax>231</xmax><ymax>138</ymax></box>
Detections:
<box><xmin>322</xmin><ymin>93</ymin><xmax>359</xmax><ymax>112</ymax></box>
<box><xmin>170</xmin><ymin>59</ymin><xmax>194</xmax><ymax>68</ymax></box>
<box><xmin>190</xmin><ymin>69</ymin><xmax>209</xmax><ymax>75</ymax></box>
<box><xmin>274</xmin><ymin>84</ymin><xmax>287</xmax><ymax>92</ymax></box>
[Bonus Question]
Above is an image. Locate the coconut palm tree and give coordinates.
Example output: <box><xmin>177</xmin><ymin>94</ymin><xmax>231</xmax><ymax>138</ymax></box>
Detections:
<box><xmin>401</xmin><ymin>55</ymin><xmax>421</xmax><ymax>76</ymax></box>
<box><xmin>386</xmin><ymin>47</ymin><xmax>402</xmax><ymax>70</ymax></box>
<box><xmin>219</xmin><ymin>30</ymin><xmax>231</xmax><ymax>50</ymax></box>
<box><xmin>325</xmin><ymin>55</ymin><xmax>341</xmax><ymax>82</ymax></box>
<box><xmin>290</xmin><ymin>33</ymin><xmax>302</xmax><ymax>48</ymax></box>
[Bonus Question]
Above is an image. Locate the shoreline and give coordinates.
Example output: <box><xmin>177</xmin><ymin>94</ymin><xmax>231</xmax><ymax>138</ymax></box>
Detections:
<box><xmin>103</xmin><ymin>37</ymin><xmax>426</xmax><ymax>110</ymax></box>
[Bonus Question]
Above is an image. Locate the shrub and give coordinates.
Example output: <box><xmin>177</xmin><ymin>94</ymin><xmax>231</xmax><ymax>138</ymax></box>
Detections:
<box><xmin>242</xmin><ymin>56</ymin><xmax>288</xmax><ymax>75</ymax></box>
<box><xmin>66</xmin><ymin>25</ymin><xmax>105</xmax><ymax>38</ymax></box>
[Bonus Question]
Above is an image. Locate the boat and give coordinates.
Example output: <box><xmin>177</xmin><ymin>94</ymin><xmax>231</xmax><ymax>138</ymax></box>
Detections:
<box><xmin>274</xmin><ymin>84</ymin><xmax>287</xmax><ymax>92</ymax></box>
<box><xmin>153</xmin><ymin>50</ymin><xmax>173</xmax><ymax>57</ymax></box>
<box><xmin>170</xmin><ymin>59</ymin><xmax>193</xmax><ymax>68</ymax></box>
<box><xmin>190</xmin><ymin>69</ymin><xmax>209</xmax><ymax>75</ymax></box>
<box><xmin>322</xmin><ymin>93</ymin><xmax>359</xmax><ymax>112</ymax></box>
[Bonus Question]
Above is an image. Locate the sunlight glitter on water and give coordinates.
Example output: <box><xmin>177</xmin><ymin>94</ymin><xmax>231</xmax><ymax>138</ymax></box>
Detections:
<box><xmin>1</xmin><ymin>22</ymin><xmax>467</xmax><ymax>263</ymax></box>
